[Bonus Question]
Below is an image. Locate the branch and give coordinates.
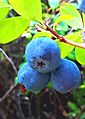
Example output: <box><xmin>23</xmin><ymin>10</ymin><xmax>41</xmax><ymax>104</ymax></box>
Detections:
<box><xmin>44</xmin><ymin>23</ymin><xmax>85</xmax><ymax>49</ymax></box>
<box><xmin>0</xmin><ymin>83</ymin><xmax>19</xmax><ymax>103</ymax></box>
<box><xmin>0</xmin><ymin>48</ymin><xmax>18</xmax><ymax>103</ymax></box>
<box><xmin>0</xmin><ymin>48</ymin><xmax>17</xmax><ymax>74</ymax></box>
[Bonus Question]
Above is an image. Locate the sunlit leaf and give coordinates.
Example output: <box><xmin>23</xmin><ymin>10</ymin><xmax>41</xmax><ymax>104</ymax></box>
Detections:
<box><xmin>54</xmin><ymin>15</ymin><xmax>74</xmax><ymax>26</ymax></box>
<box><xmin>9</xmin><ymin>0</ymin><xmax>42</xmax><ymax>21</ymax></box>
<box><xmin>75</xmin><ymin>47</ymin><xmax>85</xmax><ymax>65</ymax></box>
<box><xmin>48</xmin><ymin>0</ymin><xmax>60</xmax><ymax>10</ymax></box>
<box><xmin>33</xmin><ymin>31</ymin><xmax>52</xmax><ymax>39</ymax></box>
<box><xmin>0</xmin><ymin>16</ymin><xmax>29</xmax><ymax>44</ymax></box>
<box><xmin>0</xmin><ymin>1</ymin><xmax>10</xmax><ymax>19</ymax></box>
<box><xmin>67</xmin><ymin>51</ymin><xmax>76</xmax><ymax>61</ymax></box>
<box><xmin>82</xmin><ymin>13</ymin><xmax>85</xmax><ymax>27</ymax></box>
<box><xmin>60</xmin><ymin>3</ymin><xmax>83</xmax><ymax>29</ymax></box>
<box><xmin>56</xmin><ymin>21</ymin><xmax>69</xmax><ymax>32</ymax></box>
<box><xmin>0</xmin><ymin>0</ymin><xmax>8</xmax><ymax>3</ymax></box>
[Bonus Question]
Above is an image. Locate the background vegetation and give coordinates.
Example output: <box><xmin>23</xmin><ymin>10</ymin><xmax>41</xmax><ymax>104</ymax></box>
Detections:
<box><xmin>0</xmin><ymin>0</ymin><xmax>85</xmax><ymax>119</ymax></box>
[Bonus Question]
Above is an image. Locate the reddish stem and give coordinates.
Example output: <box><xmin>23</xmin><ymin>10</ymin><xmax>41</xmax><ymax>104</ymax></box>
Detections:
<box><xmin>44</xmin><ymin>22</ymin><xmax>85</xmax><ymax>49</ymax></box>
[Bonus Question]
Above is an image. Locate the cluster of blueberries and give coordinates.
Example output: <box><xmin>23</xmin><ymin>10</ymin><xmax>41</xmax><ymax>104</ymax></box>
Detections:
<box><xmin>18</xmin><ymin>37</ymin><xmax>81</xmax><ymax>94</ymax></box>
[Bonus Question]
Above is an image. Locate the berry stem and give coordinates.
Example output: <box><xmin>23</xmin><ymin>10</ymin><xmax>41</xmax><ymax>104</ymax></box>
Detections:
<box><xmin>43</xmin><ymin>22</ymin><xmax>85</xmax><ymax>49</ymax></box>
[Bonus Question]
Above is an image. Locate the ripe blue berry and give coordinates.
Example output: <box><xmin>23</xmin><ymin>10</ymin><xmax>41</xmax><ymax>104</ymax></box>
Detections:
<box><xmin>25</xmin><ymin>37</ymin><xmax>61</xmax><ymax>73</ymax></box>
<box><xmin>51</xmin><ymin>59</ymin><xmax>81</xmax><ymax>94</ymax></box>
<box><xmin>79</xmin><ymin>0</ymin><xmax>85</xmax><ymax>13</ymax></box>
<box><xmin>18</xmin><ymin>63</ymin><xmax>50</xmax><ymax>93</ymax></box>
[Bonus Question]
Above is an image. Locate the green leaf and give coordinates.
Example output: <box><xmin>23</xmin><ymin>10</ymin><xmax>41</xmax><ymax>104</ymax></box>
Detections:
<box><xmin>82</xmin><ymin>13</ymin><xmax>85</xmax><ymax>27</ymax></box>
<box><xmin>9</xmin><ymin>0</ymin><xmax>42</xmax><ymax>21</ymax></box>
<box><xmin>48</xmin><ymin>0</ymin><xmax>60</xmax><ymax>10</ymax></box>
<box><xmin>15</xmin><ymin>77</ymin><xmax>18</xmax><ymax>85</ymax></box>
<box><xmin>22</xmin><ymin>32</ymin><xmax>32</xmax><ymax>41</ymax></box>
<box><xmin>67</xmin><ymin>112</ymin><xmax>77</xmax><ymax>117</ymax></box>
<box><xmin>47</xmin><ymin>82</ymin><xmax>53</xmax><ymax>88</ymax></box>
<box><xmin>67</xmin><ymin>51</ymin><xmax>76</xmax><ymax>61</ymax></box>
<box><xmin>80</xmin><ymin>113</ymin><xmax>85</xmax><ymax>119</ymax></box>
<box><xmin>56</xmin><ymin>21</ymin><xmax>69</xmax><ymax>32</ymax></box>
<box><xmin>68</xmin><ymin>102</ymin><xmax>80</xmax><ymax>112</ymax></box>
<box><xmin>60</xmin><ymin>3</ymin><xmax>83</xmax><ymax>30</ymax></box>
<box><xmin>0</xmin><ymin>1</ymin><xmax>10</xmax><ymax>19</ymax></box>
<box><xmin>54</xmin><ymin>14</ymin><xmax>74</xmax><ymax>26</ymax></box>
<box><xmin>0</xmin><ymin>16</ymin><xmax>30</xmax><ymax>44</ymax></box>
<box><xmin>1</xmin><ymin>0</ymin><xmax>8</xmax><ymax>3</ymax></box>
<box><xmin>56</xmin><ymin>31</ymin><xmax>82</xmax><ymax>58</ymax></box>
<box><xmin>33</xmin><ymin>31</ymin><xmax>52</xmax><ymax>39</ymax></box>
<box><xmin>75</xmin><ymin>47</ymin><xmax>85</xmax><ymax>65</ymax></box>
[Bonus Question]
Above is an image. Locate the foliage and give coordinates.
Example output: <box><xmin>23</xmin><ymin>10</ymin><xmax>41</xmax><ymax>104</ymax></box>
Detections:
<box><xmin>0</xmin><ymin>0</ymin><xmax>85</xmax><ymax>118</ymax></box>
<box><xmin>0</xmin><ymin>0</ymin><xmax>85</xmax><ymax>64</ymax></box>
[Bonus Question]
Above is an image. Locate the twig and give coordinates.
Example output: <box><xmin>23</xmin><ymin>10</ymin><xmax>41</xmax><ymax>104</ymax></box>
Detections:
<box><xmin>52</xmin><ymin>89</ymin><xmax>68</xmax><ymax>116</ymax></box>
<box><xmin>44</xmin><ymin>22</ymin><xmax>85</xmax><ymax>49</ymax></box>
<box><xmin>0</xmin><ymin>48</ymin><xmax>18</xmax><ymax>103</ymax></box>
<box><xmin>0</xmin><ymin>83</ymin><xmax>19</xmax><ymax>103</ymax></box>
<box><xmin>34</xmin><ymin>24</ymin><xmax>45</xmax><ymax>32</ymax></box>
<box><xmin>0</xmin><ymin>48</ymin><xmax>17</xmax><ymax>74</ymax></box>
<box><xmin>68</xmin><ymin>0</ymin><xmax>75</xmax><ymax>3</ymax></box>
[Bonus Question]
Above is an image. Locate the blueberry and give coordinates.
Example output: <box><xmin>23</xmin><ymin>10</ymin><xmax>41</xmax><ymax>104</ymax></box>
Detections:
<box><xmin>25</xmin><ymin>37</ymin><xmax>61</xmax><ymax>73</ymax></box>
<box><xmin>51</xmin><ymin>59</ymin><xmax>81</xmax><ymax>94</ymax></box>
<box><xmin>18</xmin><ymin>63</ymin><xmax>50</xmax><ymax>93</ymax></box>
<box><xmin>79</xmin><ymin>0</ymin><xmax>85</xmax><ymax>13</ymax></box>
